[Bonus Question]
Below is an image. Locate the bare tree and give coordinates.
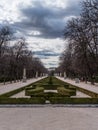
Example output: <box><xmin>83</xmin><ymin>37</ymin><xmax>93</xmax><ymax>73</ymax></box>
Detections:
<box><xmin>58</xmin><ymin>0</ymin><xmax>98</xmax><ymax>84</ymax></box>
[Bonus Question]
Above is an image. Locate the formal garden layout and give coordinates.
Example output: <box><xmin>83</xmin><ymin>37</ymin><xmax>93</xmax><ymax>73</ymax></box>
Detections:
<box><xmin>0</xmin><ymin>76</ymin><xmax>98</xmax><ymax>104</ymax></box>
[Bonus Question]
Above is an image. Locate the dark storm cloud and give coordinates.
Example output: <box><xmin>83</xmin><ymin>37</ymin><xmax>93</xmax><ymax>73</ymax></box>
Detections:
<box><xmin>12</xmin><ymin>0</ymin><xmax>81</xmax><ymax>39</ymax></box>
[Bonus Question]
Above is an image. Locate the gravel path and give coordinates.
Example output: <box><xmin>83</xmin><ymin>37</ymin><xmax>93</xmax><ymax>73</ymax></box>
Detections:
<box><xmin>0</xmin><ymin>107</ymin><xmax>98</xmax><ymax>130</ymax></box>
<box><xmin>57</xmin><ymin>77</ymin><xmax>98</xmax><ymax>94</ymax></box>
<box><xmin>0</xmin><ymin>77</ymin><xmax>46</xmax><ymax>95</ymax></box>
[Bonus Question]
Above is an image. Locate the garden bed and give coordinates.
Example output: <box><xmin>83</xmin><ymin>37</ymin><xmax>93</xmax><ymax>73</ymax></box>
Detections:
<box><xmin>0</xmin><ymin>76</ymin><xmax>97</xmax><ymax>104</ymax></box>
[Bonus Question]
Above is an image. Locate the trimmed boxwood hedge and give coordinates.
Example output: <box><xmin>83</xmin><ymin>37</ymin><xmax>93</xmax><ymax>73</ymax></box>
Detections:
<box><xmin>0</xmin><ymin>76</ymin><xmax>98</xmax><ymax>104</ymax></box>
<box><xmin>25</xmin><ymin>84</ymin><xmax>37</xmax><ymax>91</ymax></box>
<box><xmin>25</xmin><ymin>87</ymin><xmax>44</xmax><ymax>96</ymax></box>
<box><xmin>39</xmin><ymin>84</ymin><xmax>60</xmax><ymax>90</ymax></box>
<box><xmin>49</xmin><ymin>97</ymin><xmax>98</xmax><ymax>104</ymax></box>
<box><xmin>64</xmin><ymin>83</ymin><xmax>98</xmax><ymax>98</ymax></box>
<box><xmin>74</xmin><ymin>86</ymin><xmax>98</xmax><ymax>98</ymax></box>
<box><xmin>0</xmin><ymin>86</ymin><xmax>26</xmax><ymax>98</ymax></box>
<box><xmin>30</xmin><ymin>92</ymin><xmax>68</xmax><ymax>100</ymax></box>
<box><xmin>0</xmin><ymin>77</ymin><xmax>47</xmax><ymax>98</ymax></box>
<box><xmin>55</xmin><ymin>77</ymin><xmax>98</xmax><ymax>98</ymax></box>
<box><xmin>57</xmin><ymin>87</ymin><xmax>76</xmax><ymax>96</ymax></box>
<box><xmin>0</xmin><ymin>97</ymin><xmax>45</xmax><ymax>104</ymax></box>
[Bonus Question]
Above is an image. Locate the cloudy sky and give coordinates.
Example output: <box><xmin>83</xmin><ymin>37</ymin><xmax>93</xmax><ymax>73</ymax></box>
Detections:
<box><xmin>0</xmin><ymin>0</ymin><xmax>82</xmax><ymax>68</ymax></box>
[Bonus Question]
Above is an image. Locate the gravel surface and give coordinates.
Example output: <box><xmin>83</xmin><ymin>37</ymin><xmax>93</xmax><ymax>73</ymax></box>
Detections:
<box><xmin>0</xmin><ymin>77</ymin><xmax>46</xmax><ymax>95</ymax></box>
<box><xmin>57</xmin><ymin>77</ymin><xmax>98</xmax><ymax>94</ymax></box>
<box><xmin>0</xmin><ymin>107</ymin><xmax>98</xmax><ymax>130</ymax></box>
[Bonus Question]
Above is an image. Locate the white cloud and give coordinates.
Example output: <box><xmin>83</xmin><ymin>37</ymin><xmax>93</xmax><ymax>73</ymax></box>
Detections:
<box><xmin>27</xmin><ymin>37</ymin><xmax>64</xmax><ymax>68</ymax></box>
<box><xmin>0</xmin><ymin>0</ymin><xmax>81</xmax><ymax>68</ymax></box>
<box><xmin>27</xmin><ymin>37</ymin><xmax>64</xmax><ymax>52</ymax></box>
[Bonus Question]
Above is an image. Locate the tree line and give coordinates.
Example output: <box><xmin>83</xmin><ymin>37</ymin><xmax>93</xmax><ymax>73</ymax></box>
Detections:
<box><xmin>57</xmin><ymin>0</ymin><xmax>98</xmax><ymax>84</ymax></box>
<box><xmin>0</xmin><ymin>26</ymin><xmax>47</xmax><ymax>83</ymax></box>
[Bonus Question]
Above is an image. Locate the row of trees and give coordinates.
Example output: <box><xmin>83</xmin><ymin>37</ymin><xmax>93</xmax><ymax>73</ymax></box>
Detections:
<box><xmin>57</xmin><ymin>0</ymin><xmax>98</xmax><ymax>84</ymax></box>
<box><xmin>0</xmin><ymin>26</ymin><xmax>47</xmax><ymax>83</ymax></box>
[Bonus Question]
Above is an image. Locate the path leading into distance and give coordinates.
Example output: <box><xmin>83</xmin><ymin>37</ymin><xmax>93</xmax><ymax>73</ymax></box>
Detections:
<box><xmin>0</xmin><ymin>77</ymin><xmax>46</xmax><ymax>95</ymax></box>
<box><xmin>56</xmin><ymin>76</ymin><xmax>98</xmax><ymax>94</ymax></box>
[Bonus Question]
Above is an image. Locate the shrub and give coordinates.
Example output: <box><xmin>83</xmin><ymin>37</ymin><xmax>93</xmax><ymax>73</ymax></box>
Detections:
<box><xmin>69</xmin><ymin>86</ymin><xmax>76</xmax><ymax>91</ymax></box>
<box><xmin>0</xmin><ymin>87</ymin><xmax>25</xmax><ymax>97</ymax></box>
<box><xmin>62</xmin><ymin>80</ymin><xmax>98</xmax><ymax>98</ymax></box>
<box><xmin>64</xmin><ymin>84</ymin><xmax>69</xmax><ymax>88</ymax></box>
<box><xmin>40</xmin><ymin>84</ymin><xmax>60</xmax><ymax>90</ymax></box>
<box><xmin>31</xmin><ymin>92</ymin><xmax>68</xmax><ymax>100</ymax></box>
<box><xmin>25</xmin><ymin>85</ymin><xmax>35</xmax><ymax>90</ymax></box>
<box><xmin>49</xmin><ymin>97</ymin><xmax>98</xmax><ymax>104</ymax></box>
<box><xmin>25</xmin><ymin>87</ymin><xmax>44</xmax><ymax>96</ymax></box>
<box><xmin>57</xmin><ymin>87</ymin><xmax>76</xmax><ymax>96</ymax></box>
<box><xmin>0</xmin><ymin>97</ymin><xmax>45</xmax><ymax>104</ymax></box>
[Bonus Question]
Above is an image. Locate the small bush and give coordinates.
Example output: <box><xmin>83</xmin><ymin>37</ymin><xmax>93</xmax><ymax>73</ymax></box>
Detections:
<box><xmin>69</xmin><ymin>86</ymin><xmax>76</xmax><ymax>91</ymax></box>
<box><xmin>25</xmin><ymin>87</ymin><xmax>44</xmax><ymax>96</ymax></box>
<box><xmin>57</xmin><ymin>87</ymin><xmax>76</xmax><ymax>96</ymax></box>
<box><xmin>64</xmin><ymin>84</ymin><xmax>69</xmax><ymax>88</ymax></box>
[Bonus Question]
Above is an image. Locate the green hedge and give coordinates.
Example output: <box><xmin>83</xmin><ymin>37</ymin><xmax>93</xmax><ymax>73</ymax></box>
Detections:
<box><xmin>0</xmin><ymin>97</ymin><xmax>45</xmax><ymax>104</ymax></box>
<box><xmin>56</xmin><ymin>77</ymin><xmax>98</xmax><ymax>98</ymax></box>
<box><xmin>25</xmin><ymin>87</ymin><xmax>44</xmax><ymax>96</ymax></box>
<box><xmin>25</xmin><ymin>85</ymin><xmax>37</xmax><ymax>90</ymax></box>
<box><xmin>0</xmin><ymin>97</ymin><xmax>98</xmax><ymax>104</ymax></box>
<box><xmin>65</xmin><ymin>83</ymin><xmax>98</xmax><ymax>98</ymax></box>
<box><xmin>0</xmin><ymin>87</ymin><xmax>25</xmax><ymax>98</ymax></box>
<box><xmin>40</xmin><ymin>84</ymin><xmax>60</xmax><ymax>90</ymax></box>
<box><xmin>75</xmin><ymin>86</ymin><xmax>98</xmax><ymax>98</ymax></box>
<box><xmin>0</xmin><ymin>77</ymin><xmax>47</xmax><ymax>98</ymax></box>
<box><xmin>31</xmin><ymin>92</ymin><xmax>68</xmax><ymax>100</ymax></box>
<box><xmin>57</xmin><ymin>87</ymin><xmax>76</xmax><ymax>96</ymax></box>
<box><xmin>49</xmin><ymin>97</ymin><xmax>98</xmax><ymax>104</ymax></box>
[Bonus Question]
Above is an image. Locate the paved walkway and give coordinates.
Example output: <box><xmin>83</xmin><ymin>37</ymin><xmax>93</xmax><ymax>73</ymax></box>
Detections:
<box><xmin>56</xmin><ymin>76</ymin><xmax>98</xmax><ymax>94</ymax></box>
<box><xmin>0</xmin><ymin>107</ymin><xmax>98</xmax><ymax>130</ymax></box>
<box><xmin>0</xmin><ymin>77</ymin><xmax>46</xmax><ymax>95</ymax></box>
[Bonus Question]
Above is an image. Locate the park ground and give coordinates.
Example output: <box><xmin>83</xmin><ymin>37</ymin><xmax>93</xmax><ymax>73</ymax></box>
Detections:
<box><xmin>0</xmin><ymin>76</ymin><xmax>98</xmax><ymax>130</ymax></box>
<box><xmin>0</xmin><ymin>107</ymin><xmax>98</xmax><ymax>130</ymax></box>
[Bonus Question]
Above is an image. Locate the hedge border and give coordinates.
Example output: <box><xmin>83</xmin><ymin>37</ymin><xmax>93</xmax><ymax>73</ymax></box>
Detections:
<box><xmin>0</xmin><ymin>97</ymin><xmax>45</xmax><ymax>104</ymax></box>
<box><xmin>57</xmin><ymin>87</ymin><xmax>76</xmax><ymax>96</ymax></box>
<box><xmin>0</xmin><ymin>77</ymin><xmax>47</xmax><ymax>98</ymax></box>
<box><xmin>0</xmin><ymin>77</ymin><xmax>98</xmax><ymax>104</ymax></box>
<box><xmin>55</xmin><ymin>77</ymin><xmax>98</xmax><ymax>98</ymax></box>
<box><xmin>50</xmin><ymin>97</ymin><xmax>98</xmax><ymax>104</ymax></box>
<box><xmin>25</xmin><ymin>87</ymin><xmax>44</xmax><ymax>96</ymax></box>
